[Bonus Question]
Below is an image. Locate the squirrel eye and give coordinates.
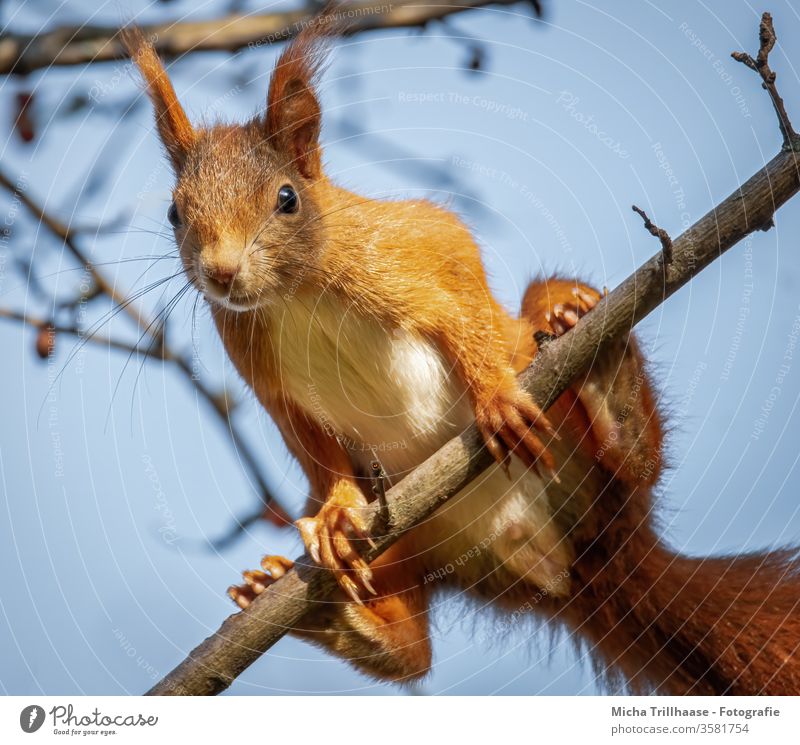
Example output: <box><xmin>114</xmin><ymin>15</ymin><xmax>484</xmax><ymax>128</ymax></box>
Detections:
<box><xmin>167</xmin><ymin>201</ymin><xmax>182</xmax><ymax>229</ymax></box>
<box><xmin>276</xmin><ymin>185</ymin><xmax>299</xmax><ymax>214</ymax></box>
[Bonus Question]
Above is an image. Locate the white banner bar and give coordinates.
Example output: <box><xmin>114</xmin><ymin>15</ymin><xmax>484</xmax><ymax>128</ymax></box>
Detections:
<box><xmin>0</xmin><ymin>696</ymin><xmax>796</xmax><ymax>744</ymax></box>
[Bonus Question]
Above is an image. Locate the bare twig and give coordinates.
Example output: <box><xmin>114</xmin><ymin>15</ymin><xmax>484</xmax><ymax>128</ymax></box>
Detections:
<box><xmin>370</xmin><ymin>459</ymin><xmax>390</xmax><ymax>527</ymax></box>
<box><xmin>732</xmin><ymin>11</ymin><xmax>800</xmax><ymax>149</ymax></box>
<box><xmin>0</xmin><ymin>168</ymin><xmax>145</xmax><ymax>330</ymax></box>
<box><xmin>0</xmin><ymin>0</ymin><xmax>540</xmax><ymax>76</ymax></box>
<box><xmin>631</xmin><ymin>205</ymin><xmax>673</xmax><ymax>265</ymax></box>
<box><xmin>0</xmin><ymin>306</ymin><xmax>163</xmax><ymax>359</ymax></box>
<box><xmin>0</xmin><ymin>166</ymin><xmax>293</xmax><ymax>527</ymax></box>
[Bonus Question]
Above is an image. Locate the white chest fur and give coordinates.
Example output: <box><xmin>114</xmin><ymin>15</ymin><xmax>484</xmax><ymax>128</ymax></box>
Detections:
<box><xmin>272</xmin><ymin>292</ymin><xmax>471</xmax><ymax>477</ymax></box>
<box><xmin>271</xmin><ymin>293</ymin><xmax>572</xmax><ymax>592</ymax></box>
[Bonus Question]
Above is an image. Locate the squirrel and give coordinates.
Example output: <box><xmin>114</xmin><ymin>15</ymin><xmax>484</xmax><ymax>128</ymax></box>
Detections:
<box><xmin>125</xmin><ymin>22</ymin><xmax>800</xmax><ymax>694</ymax></box>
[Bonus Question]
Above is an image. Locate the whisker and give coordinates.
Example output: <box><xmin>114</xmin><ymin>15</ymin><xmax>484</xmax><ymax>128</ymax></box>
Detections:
<box><xmin>37</xmin><ymin>271</ymin><xmax>187</xmax><ymax>424</ymax></box>
<box><xmin>102</xmin><ymin>276</ymin><xmax>192</xmax><ymax>429</ymax></box>
<box><xmin>123</xmin><ymin>279</ymin><xmax>196</xmax><ymax>427</ymax></box>
<box><xmin>21</xmin><ymin>254</ymin><xmax>179</xmax><ymax>283</ymax></box>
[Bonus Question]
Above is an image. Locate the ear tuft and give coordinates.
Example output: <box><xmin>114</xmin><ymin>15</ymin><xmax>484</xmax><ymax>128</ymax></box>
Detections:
<box><xmin>265</xmin><ymin>21</ymin><xmax>334</xmax><ymax>180</ymax></box>
<box><xmin>122</xmin><ymin>26</ymin><xmax>196</xmax><ymax>171</ymax></box>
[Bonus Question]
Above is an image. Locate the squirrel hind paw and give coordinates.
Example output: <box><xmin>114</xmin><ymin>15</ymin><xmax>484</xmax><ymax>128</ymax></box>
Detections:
<box><xmin>227</xmin><ymin>554</ymin><xmax>295</xmax><ymax>610</ymax></box>
<box><xmin>546</xmin><ymin>287</ymin><xmax>601</xmax><ymax>337</ymax></box>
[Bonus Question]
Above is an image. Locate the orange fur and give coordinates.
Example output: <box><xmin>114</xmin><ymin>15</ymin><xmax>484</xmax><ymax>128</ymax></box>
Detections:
<box><xmin>129</xmin><ymin>22</ymin><xmax>800</xmax><ymax>693</ymax></box>
<box><xmin>265</xmin><ymin>25</ymin><xmax>330</xmax><ymax>179</ymax></box>
<box><xmin>121</xmin><ymin>27</ymin><xmax>196</xmax><ymax>169</ymax></box>
<box><xmin>293</xmin><ymin>540</ymin><xmax>432</xmax><ymax>682</ymax></box>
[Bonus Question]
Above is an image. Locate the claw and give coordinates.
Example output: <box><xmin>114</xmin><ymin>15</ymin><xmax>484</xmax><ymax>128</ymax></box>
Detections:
<box><xmin>228</xmin><ymin>553</ymin><xmax>293</xmax><ymax>611</ymax></box>
<box><xmin>577</xmin><ymin>288</ymin><xmax>599</xmax><ymax>310</ymax></box>
<box><xmin>333</xmin><ymin>530</ymin><xmax>363</xmax><ymax>567</ymax></box>
<box><xmin>295</xmin><ymin>517</ymin><xmax>321</xmax><ymax>563</ymax></box>
<box><xmin>354</xmin><ymin>559</ymin><xmax>377</xmax><ymax>595</ymax></box>
<box><xmin>548</xmin><ymin>288</ymin><xmax>601</xmax><ymax>338</ymax></box>
<box><xmin>228</xmin><ymin>585</ymin><xmax>252</xmax><ymax>610</ymax></box>
<box><xmin>546</xmin><ymin>466</ymin><xmax>561</xmax><ymax>485</ymax></box>
<box><xmin>342</xmin><ymin>508</ymin><xmax>377</xmax><ymax>550</ymax></box>
<box><xmin>296</xmin><ymin>492</ymin><xmax>377</xmax><ymax>601</ymax></box>
<box><xmin>340</xmin><ymin>575</ymin><xmax>364</xmax><ymax>605</ymax></box>
<box><xmin>476</xmin><ymin>386</ymin><xmax>557</xmax><ymax>475</ymax></box>
<box><xmin>479</xmin><ymin>425</ymin><xmax>507</xmax><ymax>465</ymax></box>
<box><xmin>260</xmin><ymin>555</ymin><xmax>293</xmax><ymax>578</ymax></box>
<box><xmin>533</xmin><ymin>411</ymin><xmax>559</xmax><ymax>440</ymax></box>
<box><xmin>562</xmin><ymin>308</ymin><xmax>579</xmax><ymax>327</ymax></box>
<box><xmin>243</xmin><ymin>569</ymin><xmax>270</xmax><ymax>593</ymax></box>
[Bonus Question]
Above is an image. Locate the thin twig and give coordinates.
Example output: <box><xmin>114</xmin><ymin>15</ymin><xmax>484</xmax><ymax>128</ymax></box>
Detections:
<box><xmin>0</xmin><ymin>166</ymin><xmax>293</xmax><ymax>528</ymax></box>
<box><xmin>0</xmin><ymin>168</ymin><xmax>146</xmax><ymax>331</ymax></box>
<box><xmin>0</xmin><ymin>306</ymin><xmax>164</xmax><ymax>359</ymax></box>
<box><xmin>370</xmin><ymin>458</ymin><xmax>390</xmax><ymax>528</ymax></box>
<box><xmin>732</xmin><ymin>11</ymin><xmax>800</xmax><ymax>150</ymax></box>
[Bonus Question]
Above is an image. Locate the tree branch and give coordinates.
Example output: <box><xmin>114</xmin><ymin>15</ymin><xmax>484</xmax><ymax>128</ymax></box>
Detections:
<box><xmin>0</xmin><ymin>306</ymin><xmax>163</xmax><ymax>359</ymax></box>
<box><xmin>732</xmin><ymin>11</ymin><xmax>800</xmax><ymax>150</ymax></box>
<box><xmin>0</xmin><ymin>168</ymin><xmax>145</xmax><ymax>330</ymax></box>
<box><xmin>0</xmin><ymin>0</ymin><xmax>538</xmax><ymax>76</ymax></box>
<box><xmin>146</xmin><ymin>14</ymin><xmax>800</xmax><ymax>694</ymax></box>
<box><xmin>0</xmin><ymin>166</ymin><xmax>293</xmax><ymax>530</ymax></box>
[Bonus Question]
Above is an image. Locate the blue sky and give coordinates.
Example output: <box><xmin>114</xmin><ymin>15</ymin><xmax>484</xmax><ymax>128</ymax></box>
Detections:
<box><xmin>1</xmin><ymin>0</ymin><xmax>800</xmax><ymax>695</ymax></box>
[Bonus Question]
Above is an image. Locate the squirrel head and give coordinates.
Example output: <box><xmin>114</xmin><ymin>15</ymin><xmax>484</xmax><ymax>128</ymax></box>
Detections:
<box><xmin>125</xmin><ymin>26</ymin><xmax>330</xmax><ymax>311</ymax></box>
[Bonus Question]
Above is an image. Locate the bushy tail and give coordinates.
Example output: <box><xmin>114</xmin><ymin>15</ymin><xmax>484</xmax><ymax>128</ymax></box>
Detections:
<box><xmin>564</xmin><ymin>485</ymin><xmax>800</xmax><ymax>694</ymax></box>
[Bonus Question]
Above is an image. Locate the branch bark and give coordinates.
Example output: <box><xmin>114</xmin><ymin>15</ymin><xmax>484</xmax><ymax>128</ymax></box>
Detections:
<box><xmin>0</xmin><ymin>0</ymin><xmax>535</xmax><ymax>76</ymax></box>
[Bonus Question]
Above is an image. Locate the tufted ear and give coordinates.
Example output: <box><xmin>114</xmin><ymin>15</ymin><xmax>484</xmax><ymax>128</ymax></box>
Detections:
<box><xmin>265</xmin><ymin>28</ymin><xmax>330</xmax><ymax>180</ymax></box>
<box><xmin>122</xmin><ymin>26</ymin><xmax>196</xmax><ymax>171</ymax></box>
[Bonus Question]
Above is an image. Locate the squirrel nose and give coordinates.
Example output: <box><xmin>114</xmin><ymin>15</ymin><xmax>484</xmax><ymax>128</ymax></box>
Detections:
<box><xmin>203</xmin><ymin>262</ymin><xmax>239</xmax><ymax>289</ymax></box>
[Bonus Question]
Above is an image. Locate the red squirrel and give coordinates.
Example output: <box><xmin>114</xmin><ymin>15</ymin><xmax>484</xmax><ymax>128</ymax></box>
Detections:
<box><xmin>125</xmin><ymin>23</ymin><xmax>800</xmax><ymax>694</ymax></box>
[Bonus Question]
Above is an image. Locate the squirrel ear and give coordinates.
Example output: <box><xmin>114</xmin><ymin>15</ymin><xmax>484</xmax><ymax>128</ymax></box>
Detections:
<box><xmin>265</xmin><ymin>31</ymin><xmax>327</xmax><ymax>180</ymax></box>
<box><xmin>122</xmin><ymin>27</ymin><xmax>196</xmax><ymax>171</ymax></box>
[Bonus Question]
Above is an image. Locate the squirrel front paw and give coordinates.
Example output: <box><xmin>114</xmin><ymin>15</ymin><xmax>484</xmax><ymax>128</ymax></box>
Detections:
<box><xmin>474</xmin><ymin>383</ymin><xmax>557</xmax><ymax>475</ymax></box>
<box><xmin>228</xmin><ymin>554</ymin><xmax>294</xmax><ymax>609</ymax></box>
<box><xmin>295</xmin><ymin>485</ymin><xmax>377</xmax><ymax>604</ymax></box>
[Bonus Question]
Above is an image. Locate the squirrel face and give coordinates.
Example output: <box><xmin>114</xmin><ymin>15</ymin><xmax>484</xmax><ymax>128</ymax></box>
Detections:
<box><xmin>125</xmin><ymin>26</ymin><xmax>329</xmax><ymax>311</ymax></box>
<box><xmin>168</xmin><ymin>122</ymin><xmax>323</xmax><ymax>311</ymax></box>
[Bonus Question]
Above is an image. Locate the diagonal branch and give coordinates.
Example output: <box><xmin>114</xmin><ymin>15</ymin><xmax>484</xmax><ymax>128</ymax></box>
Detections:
<box><xmin>145</xmin><ymin>77</ymin><xmax>800</xmax><ymax>698</ymax></box>
<box><xmin>0</xmin><ymin>0</ymin><xmax>540</xmax><ymax>76</ymax></box>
